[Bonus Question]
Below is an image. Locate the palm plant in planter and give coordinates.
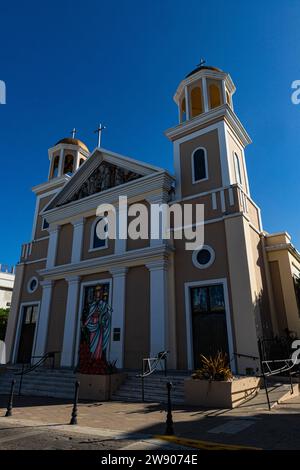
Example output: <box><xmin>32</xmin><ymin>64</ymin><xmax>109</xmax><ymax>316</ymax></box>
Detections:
<box><xmin>192</xmin><ymin>352</ymin><xmax>233</xmax><ymax>381</ymax></box>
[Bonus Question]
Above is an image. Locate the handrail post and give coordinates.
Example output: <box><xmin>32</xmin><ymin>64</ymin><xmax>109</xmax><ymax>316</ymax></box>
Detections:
<box><xmin>70</xmin><ymin>380</ymin><xmax>80</xmax><ymax>425</ymax></box>
<box><xmin>165</xmin><ymin>382</ymin><xmax>174</xmax><ymax>435</ymax></box>
<box><xmin>5</xmin><ymin>379</ymin><xmax>16</xmax><ymax>417</ymax></box>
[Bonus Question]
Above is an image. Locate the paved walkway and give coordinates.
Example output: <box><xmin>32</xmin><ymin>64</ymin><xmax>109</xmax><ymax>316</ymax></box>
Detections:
<box><xmin>1</xmin><ymin>394</ymin><xmax>300</xmax><ymax>449</ymax></box>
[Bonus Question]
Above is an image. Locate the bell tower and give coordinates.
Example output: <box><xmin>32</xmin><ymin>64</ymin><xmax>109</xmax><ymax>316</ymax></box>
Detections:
<box><xmin>48</xmin><ymin>136</ymin><xmax>90</xmax><ymax>180</ymax></box>
<box><xmin>165</xmin><ymin>63</ymin><xmax>251</xmax><ymax>199</ymax></box>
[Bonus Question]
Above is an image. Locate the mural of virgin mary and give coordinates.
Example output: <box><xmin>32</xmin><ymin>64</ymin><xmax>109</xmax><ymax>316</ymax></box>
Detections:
<box><xmin>84</xmin><ymin>285</ymin><xmax>112</xmax><ymax>360</ymax></box>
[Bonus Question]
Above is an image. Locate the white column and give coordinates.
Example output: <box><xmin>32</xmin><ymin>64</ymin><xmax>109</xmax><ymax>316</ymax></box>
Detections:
<box><xmin>58</xmin><ymin>148</ymin><xmax>64</xmax><ymax>176</ymax></box>
<box><xmin>60</xmin><ymin>276</ymin><xmax>81</xmax><ymax>368</ymax></box>
<box><xmin>46</xmin><ymin>224</ymin><xmax>60</xmax><ymax>269</ymax></box>
<box><xmin>109</xmin><ymin>267</ymin><xmax>127</xmax><ymax>368</ymax></box>
<box><xmin>184</xmin><ymin>85</ymin><xmax>190</xmax><ymax>120</ymax></box>
<box><xmin>115</xmin><ymin>208</ymin><xmax>127</xmax><ymax>255</ymax></box>
<box><xmin>146</xmin><ymin>193</ymin><xmax>169</xmax><ymax>248</ymax></box>
<box><xmin>146</xmin><ymin>260</ymin><xmax>168</xmax><ymax>357</ymax></box>
<box><xmin>202</xmin><ymin>77</ymin><xmax>209</xmax><ymax>112</ymax></box>
<box><xmin>34</xmin><ymin>280</ymin><xmax>53</xmax><ymax>360</ymax></box>
<box><xmin>71</xmin><ymin>217</ymin><xmax>84</xmax><ymax>263</ymax></box>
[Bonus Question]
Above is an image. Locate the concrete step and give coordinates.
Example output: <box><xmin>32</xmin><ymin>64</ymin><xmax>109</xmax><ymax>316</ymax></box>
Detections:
<box><xmin>111</xmin><ymin>372</ymin><xmax>187</xmax><ymax>404</ymax></box>
<box><xmin>0</xmin><ymin>368</ymin><xmax>76</xmax><ymax>399</ymax></box>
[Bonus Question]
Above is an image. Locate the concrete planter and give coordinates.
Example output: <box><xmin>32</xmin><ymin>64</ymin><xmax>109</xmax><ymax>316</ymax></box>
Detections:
<box><xmin>184</xmin><ymin>376</ymin><xmax>261</xmax><ymax>408</ymax></box>
<box><xmin>76</xmin><ymin>372</ymin><xmax>126</xmax><ymax>401</ymax></box>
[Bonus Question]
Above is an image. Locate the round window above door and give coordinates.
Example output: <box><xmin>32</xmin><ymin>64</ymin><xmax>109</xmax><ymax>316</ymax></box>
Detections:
<box><xmin>27</xmin><ymin>277</ymin><xmax>38</xmax><ymax>294</ymax></box>
<box><xmin>192</xmin><ymin>245</ymin><xmax>215</xmax><ymax>269</ymax></box>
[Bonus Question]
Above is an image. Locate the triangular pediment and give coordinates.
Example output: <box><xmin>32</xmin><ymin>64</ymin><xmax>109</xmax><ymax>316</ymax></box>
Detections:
<box><xmin>44</xmin><ymin>148</ymin><xmax>163</xmax><ymax>211</ymax></box>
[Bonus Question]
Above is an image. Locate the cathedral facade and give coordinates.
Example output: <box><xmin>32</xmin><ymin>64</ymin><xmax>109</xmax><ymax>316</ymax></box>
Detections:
<box><xmin>5</xmin><ymin>65</ymin><xmax>300</xmax><ymax>374</ymax></box>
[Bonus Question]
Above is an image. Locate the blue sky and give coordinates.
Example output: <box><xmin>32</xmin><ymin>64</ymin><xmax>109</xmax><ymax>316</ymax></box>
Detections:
<box><xmin>0</xmin><ymin>0</ymin><xmax>299</xmax><ymax>267</ymax></box>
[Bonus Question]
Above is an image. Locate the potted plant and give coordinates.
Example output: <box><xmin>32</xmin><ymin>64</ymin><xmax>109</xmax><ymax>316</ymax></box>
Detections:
<box><xmin>184</xmin><ymin>352</ymin><xmax>261</xmax><ymax>408</ymax></box>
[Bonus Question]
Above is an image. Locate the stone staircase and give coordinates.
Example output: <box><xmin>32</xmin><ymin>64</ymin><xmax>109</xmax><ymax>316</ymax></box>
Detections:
<box><xmin>0</xmin><ymin>366</ymin><xmax>76</xmax><ymax>399</ymax></box>
<box><xmin>111</xmin><ymin>371</ymin><xmax>188</xmax><ymax>404</ymax></box>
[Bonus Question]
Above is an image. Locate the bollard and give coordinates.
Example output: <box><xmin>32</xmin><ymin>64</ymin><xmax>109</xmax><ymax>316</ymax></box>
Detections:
<box><xmin>70</xmin><ymin>380</ymin><xmax>80</xmax><ymax>425</ymax></box>
<box><xmin>165</xmin><ymin>381</ymin><xmax>174</xmax><ymax>435</ymax></box>
<box><xmin>5</xmin><ymin>379</ymin><xmax>16</xmax><ymax>417</ymax></box>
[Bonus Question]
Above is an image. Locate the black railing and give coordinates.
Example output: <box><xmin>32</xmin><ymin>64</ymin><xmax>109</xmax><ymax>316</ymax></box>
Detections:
<box><xmin>137</xmin><ymin>351</ymin><xmax>169</xmax><ymax>402</ymax></box>
<box><xmin>257</xmin><ymin>338</ymin><xmax>299</xmax><ymax>410</ymax></box>
<box><xmin>15</xmin><ymin>351</ymin><xmax>60</xmax><ymax>395</ymax></box>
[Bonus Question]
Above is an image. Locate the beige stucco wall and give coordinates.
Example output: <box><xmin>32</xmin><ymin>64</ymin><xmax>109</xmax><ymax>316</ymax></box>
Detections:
<box><xmin>224</xmin><ymin>216</ymin><xmax>261</xmax><ymax>372</ymax></box>
<box><xmin>56</xmin><ymin>223</ymin><xmax>73</xmax><ymax>266</ymax></box>
<box><xmin>124</xmin><ymin>266</ymin><xmax>150</xmax><ymax>369</ymax></box>
<box><xmin>82</xmin><ymin>216</ymin><xmax>115</xmax><ymax>260</ymax></box>
<box><xmin>269</xmin><ymin>260</ymin><xmax>289</xmax><ymax>334</ymax></box>
<box><xmin>126</xmin><ymin>200</ymin><xmax>150</xmax><ymax>251</ymax></box>
<box><xmin>180</xmin><ymin>129</ymin><xmax>222</xmax><ymax>197</ymax></box>
<box><xmin>46</xmin><ymin>279</ymin><xmax>68</xmax><ymax>364</ymax></box>
<box><xmin>267</xmin><ymin>248</ymin><xmax>300</xmax><ymax>336</ymax></box>
<box><xmin>34</xmin><ymin>195</ymin><xmax>54</xmax><ymax>240</ymax></box>
<box><xmin>226</xmin><ymin>129</ymin><xmax>248</xmax><ymax>191</ymax></box>
<box><xmin>173</xmin><ymin>220</ymin><xmax>234</xmax><ymax>369</ymax></box>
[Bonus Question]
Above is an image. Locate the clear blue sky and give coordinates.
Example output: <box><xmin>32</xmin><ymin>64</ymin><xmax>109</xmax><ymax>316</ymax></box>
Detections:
<box><xmin>0</xmin><ymin>0</ymin><xmax>299</xmax><ymax>267</ymax></box>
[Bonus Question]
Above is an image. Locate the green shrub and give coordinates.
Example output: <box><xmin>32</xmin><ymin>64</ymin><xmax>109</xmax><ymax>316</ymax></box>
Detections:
<box><xmin>192</xmin><ymin>352</ymin><xmax>233</xmax><ymax>382</ymax></box>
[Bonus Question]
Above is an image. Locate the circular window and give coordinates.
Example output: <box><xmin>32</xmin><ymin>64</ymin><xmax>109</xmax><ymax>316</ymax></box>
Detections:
<box><xmin>192</xmin><ymin>245</ymin><xmax>215</xmax><ymax>269</ymax></box>
<box><xmin>27</xmin><ymin>277</ymin><xmax>38</xmax><ymax>294</ymax></box>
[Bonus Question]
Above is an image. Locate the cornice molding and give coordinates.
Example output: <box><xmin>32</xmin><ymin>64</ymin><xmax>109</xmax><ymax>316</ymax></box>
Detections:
<box><xmin>165</xmin><ymin>104</ymin><xmax>251</xmax><ymax>147</ymax></box>
<box><xmin>38</xmin><ymin>245</ymin><xmax>173</xmax><ymax>280</ymax></box>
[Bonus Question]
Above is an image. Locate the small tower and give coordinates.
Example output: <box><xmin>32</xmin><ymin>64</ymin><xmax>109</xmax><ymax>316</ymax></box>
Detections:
<box><xmin>48</xmin><ymin>137</ymin><xmax>90</xmax><ymax>180</ymax></box>
<box><xmin>175</xmin><ymin>64</ymin><xmax>234</xmax><ymax>122</ymax></box>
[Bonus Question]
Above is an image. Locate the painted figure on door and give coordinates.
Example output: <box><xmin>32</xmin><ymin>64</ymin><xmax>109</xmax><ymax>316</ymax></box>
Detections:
<box><xmin>79</xmin><ymin>283</ymin><xmax>112</xmax><ymax>374</ymax></box>
<box><xmin>84</xmin><ymin>285</ymin><xmax>111</xmax><ymax>360</ymax></box>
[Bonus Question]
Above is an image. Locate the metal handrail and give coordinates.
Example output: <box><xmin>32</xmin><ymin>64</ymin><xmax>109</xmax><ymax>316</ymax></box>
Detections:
<box><xmin>14</xmin><ymin>351</ymin><xmax>60</xmax><ymax>395</ymax></box>
<box><xmin>233</xmin><ymin>352</ymin><xmax>259</xmax><ymax>361</ymax></box>
<box><xmin>137</xmin><ymin>350</ymin><xmax>169</xmax><ymax>402</ymax></box>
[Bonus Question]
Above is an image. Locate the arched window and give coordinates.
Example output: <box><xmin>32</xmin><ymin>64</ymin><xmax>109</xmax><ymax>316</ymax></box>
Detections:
<box><xmin>234</xmin><ymin>152</ymin><xmax>242</xmax><ymax>185</ymax></box>
<box><xmin>192</xmin><ymin>148</ymin><xmax>208</xmax><ymax>183</ymax></box>
<box><xmin>63</xmin><ymin>154</ymin><xmax>74</xmax><ymax>175</ymax></box>
<box><xmin>90</xmin><ymin>217</ymin><xmax>108</xmax><ymax>250</ymax></box>
<box><xmin>209</xmin><ymin>84</ymin><xmax>221</xmax><ymax>109</ymax></box>
<box><xmin>226</xmin><ymin>90</ymin><xmax>231</xmax><ymax>105</ymax></box>
<box><xmin>191</xmin><ymin>87</ymin><xmax>203</xmax><ymax>117</ymax></box>
<box><xmin>181</xmin><ymin>96</ymin><xmax>186</xmax><ymax>122</ymax></box>
<box><xmin>79</xmin><ymin>158</ymin><xmax>85</xmax><ymax>167</ymax></box>
<box><xmin>51</xmin><ymin>155</ymin><xmax>59</xmax><ymax>178</ymax></box>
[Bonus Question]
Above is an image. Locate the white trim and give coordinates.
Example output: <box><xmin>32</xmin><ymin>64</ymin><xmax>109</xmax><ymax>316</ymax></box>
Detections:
<box><xmin>184</xmin><ymin>278</ymin><xmax>235</xmax><ymax>372</ymax></box>
<box><xmin>211</xmin><ymin>192</ymin><xmax>217</xmax><ymax>210</ymax></box>
<box><xmin>201</xmin><ymin>77</ymin><xmax>209</xmax><ymax>113</ymax></box>
<box><xmin>21</xmin><ymin>258</ymin><xmax>47</xmax><ymax>265</ymax></box>
<box><xmin>27</xmin><ymin>276</ymin><xmax>39</xmax><ymax>294</ymax></box>
<box><xmin>220</xmin><ymin>189</ymin><xmax>226</xmax><ymax>213</ymax></box>
<box><xmin>31</xmin><ymin>188</ymin><xmax>61</xmax><ymax>240</ymax></box>
<box><xmin>46</xmin><ymin>224</ymin><xmax>60</xmax><ymax>269</ymax></box>
<box><xmin>184</xmin><ymin>86</ymin><xmax>190</xmax><ymax>121</ymax></box>
<box><xmin>109</xmin><ymin>267</ymin><xmax>128</xmax><ymax>368</ymax></box>
<box><xmin>33</xmin><ymin>280</ymin><xmax>53</xmax><ymax>361</ymax></box>
<box><xmin>146</xmin><ymin>260</ymin><xmax>168</xmax><ymax>357</ymax></box>
<box><xmin>74</xmin><ymin>278</ymin><xmax>113</xmax><ymax>367</ymax></box>
<box><xmin>71</xmin><ymin>217</ymin><xmax>85</xmax><ymax>264</ymax></box>
<box><xmin>89</xmin><ymin>217</ymin><xmax>108</xmax><ymax>252</ymax></box>
<box><xmin>191</xmin><ymin>147</ymin><xmax>208</xmax><ymax>184</ymax></box>
<box><xmin>234</xmin><ymin>151</ymin><xmax>243</xmax><ymax>186</ymax></box>
<box><xmin>192</xmin><ymin>245</ymin><xmax>215</xmax><ymax>269</ymax></box>
<box><xmin>12</xmin><ymin>301</ymin><xmax>41</xmax><ymax>364</ymax></box>
<box><xmin>60</xmin><ymin>276</ymin><xmax>81</xmax><ymax>367</ymax></box>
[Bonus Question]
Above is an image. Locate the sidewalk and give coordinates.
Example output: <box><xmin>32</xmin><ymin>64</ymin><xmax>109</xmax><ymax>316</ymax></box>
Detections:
<box><xmin>1</xmin><ymin>394</ymin><xmax>300</xmax><ymax>449</ymax></box>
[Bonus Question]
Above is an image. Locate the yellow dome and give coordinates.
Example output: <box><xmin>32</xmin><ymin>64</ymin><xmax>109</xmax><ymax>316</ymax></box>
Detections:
<box><xmin>55</xmin><ymin>137</ymin><xmax>89</xmax><ymax>153</ymax></box>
